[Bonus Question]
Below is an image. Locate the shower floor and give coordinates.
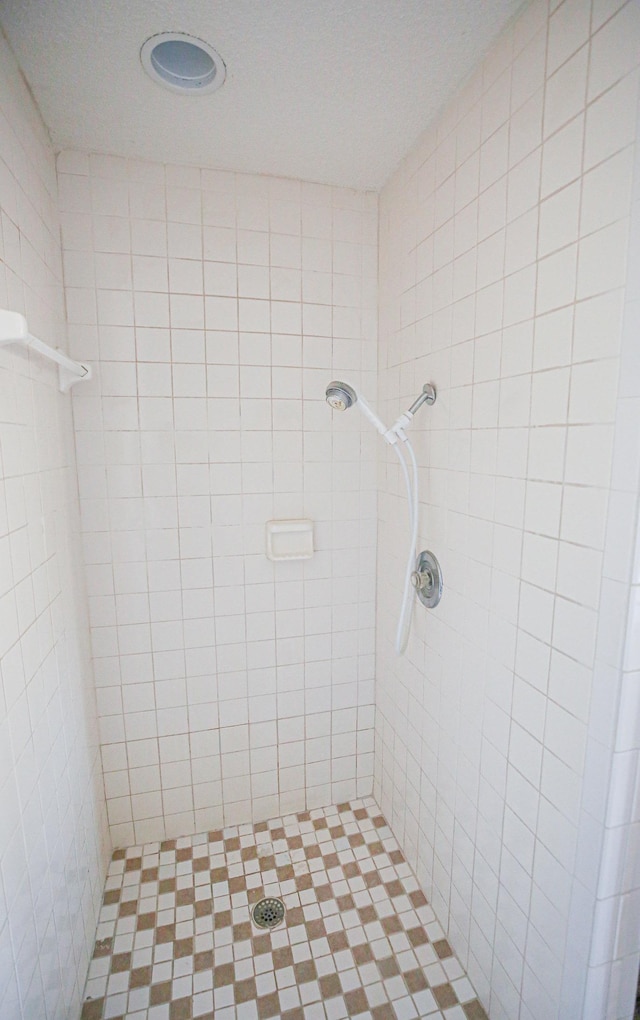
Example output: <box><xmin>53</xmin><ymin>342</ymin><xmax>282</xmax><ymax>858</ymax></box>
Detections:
<box><xmin>81</xmin><ymin>799</ymin><xmax>487</xmax><ymax>1020</ymax></box>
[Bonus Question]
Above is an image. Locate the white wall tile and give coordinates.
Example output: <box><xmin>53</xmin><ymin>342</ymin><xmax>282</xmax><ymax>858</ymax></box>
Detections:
<box><xmin>60</xmin><ymin>155</ymin><xmax>378</xmax><ymax>842</ymax></box>
<box><xmin>0</xmin><ymin>30</ymin><xmax>110</xmax><ymax>1020</ymax></box>
<box><xmin>377</xmin><ymin>3</ymin><xmax>640</xmax><ymax>1018</ymax></box>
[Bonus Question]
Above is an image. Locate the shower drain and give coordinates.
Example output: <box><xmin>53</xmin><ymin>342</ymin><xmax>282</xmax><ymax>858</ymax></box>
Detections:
<box><xmin>252</xmin><ymin>897</ymin><xmax>285</xmax><ymax>929</ymax></box>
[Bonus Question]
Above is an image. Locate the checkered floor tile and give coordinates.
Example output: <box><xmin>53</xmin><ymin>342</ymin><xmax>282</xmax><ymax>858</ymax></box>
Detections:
<box><xmin>81</xmin><ymin>799</ymin><xmax>488</xmax><ymax>1020</ymax></box>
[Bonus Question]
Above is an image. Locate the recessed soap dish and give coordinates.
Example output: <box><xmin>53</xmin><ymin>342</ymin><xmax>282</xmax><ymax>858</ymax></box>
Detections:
<box><xmin>266</xmin><ymin>519</ymin><xmax>314</xmax><ymax>561</ymax></box>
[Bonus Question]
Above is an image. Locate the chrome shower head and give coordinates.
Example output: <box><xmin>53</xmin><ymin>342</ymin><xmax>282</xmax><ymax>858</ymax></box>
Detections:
<box><xmin>326</xmin><ymin>381</ymin><xmax>357</xmax><ymax>411</ymax></box>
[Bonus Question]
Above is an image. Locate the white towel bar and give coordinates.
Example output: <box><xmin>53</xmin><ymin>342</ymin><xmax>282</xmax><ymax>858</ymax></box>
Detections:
<box><xmin>0</xmin><ymin>308</ymin><xmax>91</xmax><ymax>392</ymax></box>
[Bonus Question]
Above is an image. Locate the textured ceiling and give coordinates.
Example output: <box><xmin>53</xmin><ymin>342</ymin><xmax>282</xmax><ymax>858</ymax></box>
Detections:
<box><xmin>0</xmin><ymin>0</ymin><xmax>524</xmax><ymax>190</ymax></box>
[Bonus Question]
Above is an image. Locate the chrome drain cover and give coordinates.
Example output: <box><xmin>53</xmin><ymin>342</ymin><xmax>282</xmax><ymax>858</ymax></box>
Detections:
<box><xmin>252</xmin><ymin>897</ymin><xmax>285</xmax><ymax>929</ymax></box>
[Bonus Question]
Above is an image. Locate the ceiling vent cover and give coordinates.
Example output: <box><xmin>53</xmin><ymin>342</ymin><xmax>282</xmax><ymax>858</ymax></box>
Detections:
<box><xmin>140</xmin><ymin>33</ymin><xmax>226</xmax><ymax>94</ymax></box>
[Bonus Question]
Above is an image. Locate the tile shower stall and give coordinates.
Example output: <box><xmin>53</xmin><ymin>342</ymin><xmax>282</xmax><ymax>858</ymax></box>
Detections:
<box><xmin>1</xmin><ymin>0</ymin><xmax>640</xmax><ymax>1019</ymax></box>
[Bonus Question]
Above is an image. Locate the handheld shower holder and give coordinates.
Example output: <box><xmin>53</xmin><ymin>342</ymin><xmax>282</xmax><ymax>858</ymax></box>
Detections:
<box><xmin>325</xmin><ymin>380</ymin><xmax>436</xmax><ymax>437</ymax></box>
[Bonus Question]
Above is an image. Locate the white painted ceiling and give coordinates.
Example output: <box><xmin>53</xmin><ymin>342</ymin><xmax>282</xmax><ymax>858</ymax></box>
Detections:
<box><xmin>0</xmin><ymin>0</ymin><xmax>524</xmax><ymax>190</ymax></box>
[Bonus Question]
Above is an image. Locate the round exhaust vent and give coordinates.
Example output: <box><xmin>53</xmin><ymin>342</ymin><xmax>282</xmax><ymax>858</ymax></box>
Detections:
<box><xmin>140</xmin><ymin>33</ymin><xmax>226</xmax><ymax>95</ymax></box>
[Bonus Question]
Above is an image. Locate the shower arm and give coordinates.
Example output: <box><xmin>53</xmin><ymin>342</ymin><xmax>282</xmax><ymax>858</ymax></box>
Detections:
<box><xmin>407</xmin><ymin>383</ymin><xmax>437</xmax><ymax>415</ymax></box>
<box><xmin>380</xmin><ymin>384</ymin><xmax>437</xmax><ymax>445</ymax></box>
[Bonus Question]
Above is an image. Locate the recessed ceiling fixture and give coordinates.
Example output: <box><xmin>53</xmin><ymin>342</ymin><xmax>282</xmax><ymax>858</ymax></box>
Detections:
<box><xmin>140</xmin><ymin>32</ymin><xmax>226</xmax><ymax>95</ymax></box>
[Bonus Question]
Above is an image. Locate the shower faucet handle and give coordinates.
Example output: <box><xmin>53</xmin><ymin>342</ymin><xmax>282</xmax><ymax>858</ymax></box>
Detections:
<box><xmin>412</xmin><ymin>550</ymin><xmax>443</xmax><ymax>609</ymax></box>
<box><xmin>411</xmin><ymin>569</ymin><xmax>432</xmax><ymax>590</ymax></box>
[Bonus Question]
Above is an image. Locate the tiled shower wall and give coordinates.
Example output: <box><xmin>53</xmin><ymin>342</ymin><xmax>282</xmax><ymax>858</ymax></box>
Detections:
<box><xmin>58</xmin><ymin>154</ymin><xmax>378</xmax><ymax>848</ymax></box>
<box><xmin>0</xmin><ymin>29</ymin><xmax>109</xmax><ymax>1020</ymax></box>
<box><xmin>376</xmin><ymin>0</ymin><xmax>640</xmax><ymax>1018</ymax></box>
<box><xmin>580</xmin><ymin>82</ymin><xmax>640</xmax><ymax>1018</ymax></box>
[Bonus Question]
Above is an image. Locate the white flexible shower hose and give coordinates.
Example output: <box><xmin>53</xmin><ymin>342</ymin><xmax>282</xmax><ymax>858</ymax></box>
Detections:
<box><xmin>392</xmin><ymin>438</ymin><xmax>419</xmax><ymax>655</ymax></box>
<box><xmin>329</xmin><ymin>381</ymin><xmax>430</xmax><ymax>655</ymax></box>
